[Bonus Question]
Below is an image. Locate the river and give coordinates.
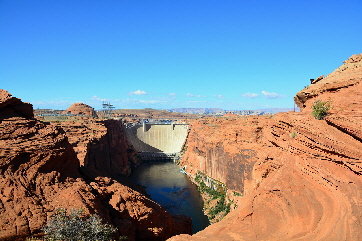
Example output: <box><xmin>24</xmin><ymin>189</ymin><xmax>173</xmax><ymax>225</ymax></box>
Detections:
<box><xmin>129</xmin><ymin>161</ymin><xmax>210</xmax><ymax>234</ymax></box>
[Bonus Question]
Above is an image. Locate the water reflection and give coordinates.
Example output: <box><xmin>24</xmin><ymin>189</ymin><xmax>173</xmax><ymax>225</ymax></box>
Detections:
<box><xmin>129</xmin><ymin>161</ymin><xmax>210</xmax><ymax>233</ymax></box>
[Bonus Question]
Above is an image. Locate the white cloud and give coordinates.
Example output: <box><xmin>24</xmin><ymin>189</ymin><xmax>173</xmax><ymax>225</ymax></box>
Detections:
<box><xmin>214</xmin><ymin>95</ymin><xmax>225</xmax><ymax>99</ymax></box>
<box><xmin>168</xmin><ymin>93</ymin><xmax>177</xmax><ymax>99</ymax></box>
<box><xmin>91</xmin><ymin>95</ymin><xmax>107</xmax><ymax>101</ymax></box>
<box><xmin>140</xmin><ymin>100</ymin><xmax>159</xmax><ymax>104</ymax></box>
<box><xmin>261</xmin><ymin>91</ymin><xmax>286</xmax><ymax>99</ymax></box>
<box><xmin>129</xmin><ymin>90</ymin><xmax>147</xmax><ymax>95</ymax></box>
<box><xmin>241</xmin><ymin>93</ymin><xmax>259</xmax><ymax>98</ymax></box>
<box><xmin>121</xmin><ymin>98</ymin><xmax>142</xmax><ymax>103</ymax></box>
<box><xmin>31</xmin><ymin>100</ymin><xmax>71</xmax><ymax>106</ymax></box>
<box><xmin>186</xmin><ymin>93</ymin><xmax>206</xmax><ymax>98</ymax></box>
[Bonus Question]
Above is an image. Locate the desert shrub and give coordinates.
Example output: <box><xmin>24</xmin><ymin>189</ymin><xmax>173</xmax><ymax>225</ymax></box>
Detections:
<box><xmin>290</xmin><ymin>132</ymin><xmax>297</xmax><ymax>138</ymax></box>
<box><xmin>312</xmin><ymin>100</ymin><xmax>331</xmax><ymax>120</ymax></box>
<box><xmin>194</xmin><ymin>172</ymin><xmax>230</xmax><ymax>222</ymax></box>
<box><xmin>42</xmin><ymin>208</ymin><xmax>116</xmax><ymax>241</ymax></box>
<box><xmin>233</xmin><ymin>191</ymin><xmax>243</xmax><ymax>197</ymax></box>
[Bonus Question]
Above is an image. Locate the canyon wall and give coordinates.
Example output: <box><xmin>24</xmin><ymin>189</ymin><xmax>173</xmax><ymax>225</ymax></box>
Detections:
<box><xmin>53</xmin><ymin>119</ymin><xmax>141</xmax><ymax>178</ymax></box>
<box><xmin>170</xmin><ymin>54</ymin><xmax>362</xmax><ymax>240</ymax></box>
<box><xmin>0</xmin><ymin>90</ymin><xmax>191</xmax><ymax>241</ymax></box>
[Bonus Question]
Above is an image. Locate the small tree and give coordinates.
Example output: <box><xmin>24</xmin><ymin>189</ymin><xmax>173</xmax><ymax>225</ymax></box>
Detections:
<box><xmin>312</xmin><ymin>100</ymin><xmax>331</xmax><ymax>120</ymax></box>
<box><xmin>42</xmin><ymin>208</ymin><xmax>116</xmax><ymax>241</ymax></box>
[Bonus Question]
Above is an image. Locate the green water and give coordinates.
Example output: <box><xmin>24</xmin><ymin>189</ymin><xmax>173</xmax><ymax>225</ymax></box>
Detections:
<box><xmin>129</xmin><ymin>161</ymin><xmax>210</xmax><ymax>234</ymax></box>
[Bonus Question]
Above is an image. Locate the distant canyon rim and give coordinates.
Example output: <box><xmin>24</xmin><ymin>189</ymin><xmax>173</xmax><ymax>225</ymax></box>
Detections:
<box><xmin>0</xmin><ymin>53</ymin><xmax>361</xmax><ymax>240</ymax></box>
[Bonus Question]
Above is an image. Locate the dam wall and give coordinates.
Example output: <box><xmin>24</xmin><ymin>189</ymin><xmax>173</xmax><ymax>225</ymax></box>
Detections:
<box><xmin>124</xmin><ymin>123</ymin><xmax>188</xmax><ymax>160</ymax></box>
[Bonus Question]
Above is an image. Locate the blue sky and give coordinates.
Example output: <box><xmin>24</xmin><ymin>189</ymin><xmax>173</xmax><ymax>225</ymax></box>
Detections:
<box><xmin>1</xmin><ymin>0</ymin><xmax>361</xmax><ymax>110</ymax></box>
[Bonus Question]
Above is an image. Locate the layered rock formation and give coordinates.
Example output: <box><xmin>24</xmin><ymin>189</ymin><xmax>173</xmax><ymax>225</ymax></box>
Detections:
<box><xmin>295</xmin><ymin>53</ymin><xmax>362</xmax><ymax>109</ymax></box>
<box><xmin>0</xmin><ymin>89</ymin><xmax>190</xmax><ymax>240</ymax></box>
<box><xmin>62</xmin><ymin>103</ymin><xmax>97</xmax><ymax>117</ymax></box>
<box><xmin>170</xmin><ymin>54</ymin><xmax>362</xmax><ymax>240</ymax></box>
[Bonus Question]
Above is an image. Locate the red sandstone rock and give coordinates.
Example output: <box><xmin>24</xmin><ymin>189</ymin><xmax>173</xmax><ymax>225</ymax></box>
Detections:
<box><xmin>50</xmin><ymin>118</ymin><xmax>141</xmax><ymax>177</ymax></box>
<box><xmin>169</xmin><ymin>54</ymin><xmax>362</xmax><ymax>240</ymax></box>
<box><xmin>62</xmin><ymin>103</ymin><xmax>97</xmax><ymax>117</ymax></box>
<box><xmin>2</xmin><ymin>52</ymin><xmax>361</xmax><ymax>240</ymax></box>
<box><xmin>0</xmin><ymin>92</ymin><xmax>190</xmax><ymax>240</ymax></box>
<box><xmin>295</xmin><ymin>53</ymin><xmax>362</xmax><ymax>109</ymax></box>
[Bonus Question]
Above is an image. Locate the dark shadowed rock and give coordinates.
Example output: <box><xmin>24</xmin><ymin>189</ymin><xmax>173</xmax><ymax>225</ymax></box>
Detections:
<box><xmin>0</xmin><ymin>89</ymin><xmax>33</xmax><ymax>120</ymax></box>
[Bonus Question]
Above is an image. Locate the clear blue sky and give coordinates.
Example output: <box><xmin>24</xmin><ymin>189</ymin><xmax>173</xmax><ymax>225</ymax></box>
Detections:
<box><xmin>1</xmin><ymin>0</ymin><xmax>361</xmax><ymax>110</ymax></box>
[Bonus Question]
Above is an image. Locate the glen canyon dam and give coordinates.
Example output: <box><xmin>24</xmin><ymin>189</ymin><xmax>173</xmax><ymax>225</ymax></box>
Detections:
<box><xmin>124</xmin><ymin>123</ymin><xmax>189</xmax><ymax>160</ymax></box>
<box><xmin>0</xmin><ymin>53</ymin><xmax>362</xmax><ymax>240</ymax></box>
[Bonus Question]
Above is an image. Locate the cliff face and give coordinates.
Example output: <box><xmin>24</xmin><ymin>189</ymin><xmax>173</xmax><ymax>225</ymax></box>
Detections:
<box><xmin>170</xmin><ymin>54</ymin><xmax>362</xmax><ymax>240</ymax></box>
<box><xmin>52</xmin><ymin>119</ymin><xmax>141</xmax><ymax>178</ymax></box>
<box><xmin>0</xmin><ymin>89</ymin><xmax>190</xmax><ymax>240</ymax></box>
<box><xmin>179</xmin><ymin>117</ymin><xmax>263</xmax><ymax>194</ymax></box>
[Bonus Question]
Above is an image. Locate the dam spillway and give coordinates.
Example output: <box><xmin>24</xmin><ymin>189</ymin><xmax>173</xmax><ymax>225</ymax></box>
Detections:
<box><xmin>124</xmin><ymin>123</ymin><xmax>189</xmax><ymax>161</ymax></box>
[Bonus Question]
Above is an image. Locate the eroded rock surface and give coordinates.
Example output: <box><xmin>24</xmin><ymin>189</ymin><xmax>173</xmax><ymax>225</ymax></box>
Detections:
<box><xmin>0</xmin><ymin>90</ymin><xmax>190</xmax><ymax>240</ymax></box>
<box><xmin>170</xmin><ymin>54</ymin><xmax>362</xmax><ymax>240</ymax></box>
<box><xmin>295</xmin><ymin>53</ymin><xmax>362</xmax><ymax>109</ymax></box>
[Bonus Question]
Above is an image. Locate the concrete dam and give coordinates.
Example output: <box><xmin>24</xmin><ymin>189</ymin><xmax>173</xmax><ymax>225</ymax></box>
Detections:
<box><xmin>124</xmin><ymin>123</ymin><xmax>189</xmax><ymax>161</ymax></box>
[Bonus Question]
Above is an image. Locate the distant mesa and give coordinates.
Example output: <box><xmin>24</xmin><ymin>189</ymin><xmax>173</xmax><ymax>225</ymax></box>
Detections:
<box><xmin>62</xmin><ymin>103</ymin><xmax>97</xmax><ymax>117</ymax></box>
<box><xmin>223</xmin><ymin>112</ymin><xmax>238</xmax><ymax>117</ymax></box>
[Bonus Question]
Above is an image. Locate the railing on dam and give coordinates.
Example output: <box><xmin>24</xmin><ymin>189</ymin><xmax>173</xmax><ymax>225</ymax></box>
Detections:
<box><xmin>124</xmin><ymin>123</ymin><xmax>188</xmax><ymax>161</ymax></box>
<box><xmin>139</xmin><ymin>152</ymin><xmax>181</xmax><ymax>161</ymax></box>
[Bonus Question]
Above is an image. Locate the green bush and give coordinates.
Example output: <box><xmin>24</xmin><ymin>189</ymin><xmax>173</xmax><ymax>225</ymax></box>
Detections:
<box><xmin>42</xmin><ymin>208</ymin><xmax>117</xmax><ymax>241</ymax></box>
<box><xmin>290</xmin><ymin>132</ymin><xmax>297</xmax><ymax>138</ymax></box>
<box><xmin>194</xmin><ymin>172</ymin><xmax>230</xmax><ymax>222</ymax></box>
<box><xmin>312</xmin><ymin>100</ymin><xmax>331</xmax><ymax>120</ymax></box>
<box><xmin>233</xmin><ymin>191</ymin><xmax>243</xmax><ymax>197</ymax></box>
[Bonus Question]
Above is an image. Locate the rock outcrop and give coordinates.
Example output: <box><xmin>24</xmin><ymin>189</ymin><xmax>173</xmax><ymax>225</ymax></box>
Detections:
<box><xmin>62</xmin><ymin>103</ymin><xmax>97</xmax><ymax>117</ymax></box>
<box><xmin>295</xmin><ymin>53</ymin><xmax>362</xmax><ymax>109</ymax></box>
<box><xmin>0</xmin><ymin>90</ymin><xmax>190</xmax><ymax>240</ymax></box>
<box><xmin>0</xmin><ymin>90</ymin><xmax>33</xmax><ymax>120</ymax></box>
<box><xmin>51</xmin><ymin>119</ymin><xmax>141</xmax><ymax>177</ymax></box>
<box><xmin>170</xmin><ymin>54</ymin><xmax>362</xmax><ymax>240</ymax></box>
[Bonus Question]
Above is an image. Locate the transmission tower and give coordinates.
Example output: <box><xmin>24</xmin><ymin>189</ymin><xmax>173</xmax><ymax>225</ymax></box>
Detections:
<box><xmin>102</xmin><ymin>101</ymin><xmax>115</xmax><ymax>118</ymax></box>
